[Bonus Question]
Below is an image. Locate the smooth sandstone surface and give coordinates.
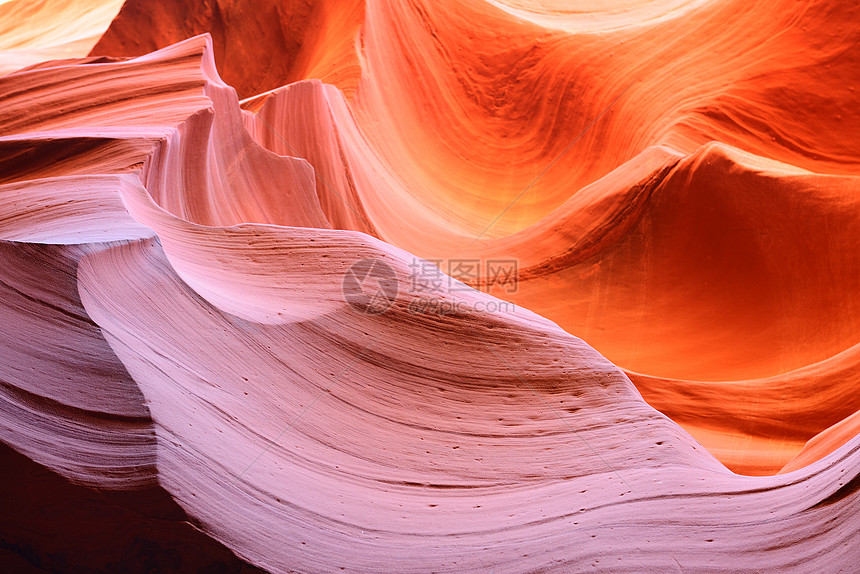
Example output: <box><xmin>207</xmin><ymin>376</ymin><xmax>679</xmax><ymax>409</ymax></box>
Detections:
<box><xmin>0</xmin><ymin>0</ymin><xmax>124</xmax><ymax>75</ymax></box>
<box><xmin>0</xmin><ymin>1</ymin><xmax>858</xmax><ymax>572</ymax></box>
<box><xmin>241</xmin><ymin>0</ymin><xmax>860</xmax><ymax>476</ymax></box>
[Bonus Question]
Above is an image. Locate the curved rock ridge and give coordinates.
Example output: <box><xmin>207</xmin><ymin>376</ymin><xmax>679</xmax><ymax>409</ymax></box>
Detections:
<box><xmin>0</xmin><ymin>1</ymin><xmax>858</xmax><ymax>573</ymax></box>
<box><xmin>781</xmin><ymin>409</ymin><xmax>860</xmax><ymax>475</ymax></box>
<box><xmin>90</xmin><ymin>0</ymin><xmax>366</xmax><ymax>99</ymax></box>
<box><xmin>236</xmin><ymin>0</ymin><xmax>860</xmax><ymax>475</ymax></box>
<box><xmin>76</xmin><ymin>201</ymin><xmax>860</xmax><ymax>573</ymax></box>
<box><xmin>347</xmin><ymin>0</ymin><xmax>860</xmax><ymax>234</ymax></box>
<box><xmin>243</xmin><ymin>86</ymin><xmax>860</xmax><ymax>475</ymax></box>
<box><xmin>0</xmin><ymin>33</ymin><xmax>334</xmax><ymax>490</ymax></box>
<box><xmin>0</xmin><ymin>175</ymin><xmax>157</xmax><ymax>489</ymax></box>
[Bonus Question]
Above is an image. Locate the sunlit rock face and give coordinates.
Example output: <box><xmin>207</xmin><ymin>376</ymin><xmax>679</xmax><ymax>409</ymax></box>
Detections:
<box><xmin>1</xmin><ymin>1</ymin><xmax>858</xmax><ymax>572</ymax></box>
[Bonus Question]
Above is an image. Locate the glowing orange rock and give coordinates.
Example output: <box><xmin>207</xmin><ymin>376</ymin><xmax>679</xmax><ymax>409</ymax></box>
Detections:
<box><xmin>0</xmin><ymin>0</ymin><xmax>859</xmax><ymax>571</ymax></box>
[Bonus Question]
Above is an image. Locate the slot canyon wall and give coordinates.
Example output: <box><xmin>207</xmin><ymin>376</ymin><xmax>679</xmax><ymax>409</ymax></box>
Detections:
<box><xmin>0</xmin><ymin>0</ymin><xmax>858</xmax><ymax>572</ymax></box>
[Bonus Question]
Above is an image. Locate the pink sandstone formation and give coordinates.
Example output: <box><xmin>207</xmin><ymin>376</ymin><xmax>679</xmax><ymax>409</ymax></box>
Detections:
<box><xmin>0</xmin><ymin>1</ymin><xmax>857</xmax><ymax>572</ymax></box>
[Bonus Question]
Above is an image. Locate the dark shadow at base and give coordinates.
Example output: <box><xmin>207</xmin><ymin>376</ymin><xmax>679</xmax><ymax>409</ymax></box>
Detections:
<box><xmin>0</xmin><ymin>442</ymin><xmax>267</xmax><ymax>573</ymax></box>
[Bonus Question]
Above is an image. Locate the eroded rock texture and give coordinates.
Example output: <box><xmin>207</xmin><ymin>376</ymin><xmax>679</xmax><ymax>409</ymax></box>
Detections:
<box><xmin>0</xmin><ymin>1</ymin><xmax>858</xmax><ymax>572</ymax></box>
